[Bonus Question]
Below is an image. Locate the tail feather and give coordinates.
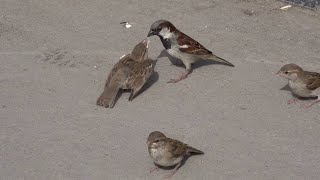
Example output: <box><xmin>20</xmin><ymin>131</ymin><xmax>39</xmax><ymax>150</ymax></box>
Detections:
<box><xmin>187</xmin><ymin>146</ymin><xmax>204</xmax><ymax>154</ymax></box>
<box><xmin>96</xmin><ymin>83</ymin><xmax>121</xmax><ymax>108</ymax></box>
<box><xmin>206</xmin><ymin>54</ymin><xmax>235</xmax><ymax>67</ymax></box>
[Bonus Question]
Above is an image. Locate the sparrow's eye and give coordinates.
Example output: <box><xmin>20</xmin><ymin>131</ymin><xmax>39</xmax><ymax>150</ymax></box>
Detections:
<box><xmin>284</xmin><ymin>71</ymin><xmax>289</xmax><ymax>74</ymax></box>
<box><xmin>154</xmin><ymin>140</ymin><xmax>160</xmax><ymax>143</ymax></box>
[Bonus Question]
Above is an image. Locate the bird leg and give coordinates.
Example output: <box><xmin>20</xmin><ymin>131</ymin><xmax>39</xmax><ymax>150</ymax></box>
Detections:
<box><xmin>129</xmin><ymin>89</ymin><xmax>135</xmax><ymax>101</ymax></box>
<box><xmin>287</xmin><ymin>98</ymin><xmax>298</xmax><ymax>105</ymax></box>
<box><xmin>167</xmin><ymin>69</ymin><xmax>192</xmax><ymax>83</ymax></box>
<box><xmin>163</xmin><ymin>163</ymin><xmax>181</xmax><ymax>179</ymax></box>
<box><xmin>149</xmin><ymin>166</ymin><xmax>159</xmax><ymax>174</ymax></box>
<box><xmin>301</xmin><ymin>99</ymin><xmax>320</xmax><ymax>108</ymax></box>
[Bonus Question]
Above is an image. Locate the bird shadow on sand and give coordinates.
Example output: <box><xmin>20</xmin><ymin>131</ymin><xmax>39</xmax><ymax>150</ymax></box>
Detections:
<box><xmin>280</xmin><ymin>84</ymin><xmax>291</xmax><ymax>91</ymax></box>
<box><xmin>157</xmin><ymin>49</ymin><xmax>234</xmax><ymax>70</ymax></box>
<box><xmin>133</xmin><ymin>59</ymin><xmax>159</xmax><ymax>98</ymax></box>
<box><xmin>157</xmin><ymin>50</ymin><xmax>184</xmax><ymax>68</ymax></box>
<box><xmin>132</xmin><ymin>72</ymin><xmax>159</xmax><ymax>99</ymax></box>
<box><xmin>280</xmin><ymin>84</ymin><xmax>300</xmax><ymax>99</ymax></box>
<box><xmin>113</xmin><ymin>59</ymin><xmax>159</xmax><ymax>104</ymax></box>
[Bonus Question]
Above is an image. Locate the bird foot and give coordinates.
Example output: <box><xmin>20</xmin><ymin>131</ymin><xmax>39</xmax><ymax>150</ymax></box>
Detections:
<box><xmin>162</xmin><ymin>170</ymin><xmax>177</xmax><ymax>179</ymax></box>
<box><xmin>167</xmin><ymin>70</ymin><xmax>190</xmax><ymax>83</ymax></box>
<box><xmin>287</xmin><ymin>99</ymin><xmax>297</xmax><ymax>105</ymax></box>
<box><xmin>301</xmin><ymin>99</ymin><xmax>320</xmax><ymax>108</ymax></box>
<box><xmin>162</xmin><ymin>163</ymin><xmax>180</xmax><ymax>179</ymax></box>
<box><xmin>167</xmin><ymin>77</ymin><xmax>186</xmax><ymax>83</ymax></box>
<box><xmin>149</xmin><ymin>167</ymin><xmax>159</xmax><ymax>174</ymax></box>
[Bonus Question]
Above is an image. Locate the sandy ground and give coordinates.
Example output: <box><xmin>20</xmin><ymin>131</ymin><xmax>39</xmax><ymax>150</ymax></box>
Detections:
<box><xmin>1</xmin><ymin>0</ymin><xmax>320</xmax><ymax>179</ymax></box>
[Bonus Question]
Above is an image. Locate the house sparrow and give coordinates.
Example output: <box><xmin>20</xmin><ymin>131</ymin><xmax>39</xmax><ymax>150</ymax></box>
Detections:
<box><xmin>147</xmin><ymin>131</ymin><xmax>204</xmax><ymax>178</ymax></box>
<box><xmin>147</xmin><ymin>20</ymin><xmax>234</xmax><ymax>83</ymax></box>
<box><xmin>277</xmin><ymin>63</ymin><xmax>320</xmax><ymax>108</ymax></box>
<box><xmin>96</xmin><ymin>38</ymin><xmax>154</xmax><ymax>108</ymax></box>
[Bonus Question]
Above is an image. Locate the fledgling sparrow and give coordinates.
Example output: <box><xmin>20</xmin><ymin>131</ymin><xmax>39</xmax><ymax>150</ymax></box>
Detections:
<box><xmin>147</xmin><ymin>20</ymin><xmax>234</xmax><ymax>83</ymax></box>
<box><xmin>96</xmin><ymin>38</ymin><xmax>154</xmax><ymax>108</ymax></box>
<box><xmin>277</xmin><ymin>63</ymin><xmax>320</xmax><ymax>108</ymax></box>
<box><xmin>147</xmin><ymin>131</ymin><xmax>204</xmax><ymax>178</ymax></box>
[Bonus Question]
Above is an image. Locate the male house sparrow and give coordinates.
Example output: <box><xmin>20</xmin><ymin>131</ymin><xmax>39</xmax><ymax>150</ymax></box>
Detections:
<box><xmin>96</xmin><ymin>38</ymin><xmax>154</xmax><ymax>108</ymax></box>
<box><xmin>147</xmin><ymin>131</ymin><xmax>204</xmax><ymax>178</ymax></box>
<box><xmin>147</xmin><ymin>20</ymin><xmax>234</xmax><ymax>83</ymax></box>
<box><xmin>277</xmin><ymin>63</ymin><xmax>320</xmax><ymax>108</ymax></box>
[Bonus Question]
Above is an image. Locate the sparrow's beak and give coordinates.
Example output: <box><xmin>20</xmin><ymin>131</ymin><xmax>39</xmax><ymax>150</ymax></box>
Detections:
<box><xmin>146</xmin><ymin>140</ymin><xmax>150</xmax><ymax>146</ymax></box>
<box><xmin>276</xmin><ymin>71</ymin><xmax>281</xmax><ymax>75</ymax></box>
<box><xmin>147</xmin><ymin>30</ymin><xmax>155</xmax><ymax>37</ymax></box>
<box><xmin>142</xmin><ymin>38</ymin><xmax>150</xmax><ymax>48</ymax></box>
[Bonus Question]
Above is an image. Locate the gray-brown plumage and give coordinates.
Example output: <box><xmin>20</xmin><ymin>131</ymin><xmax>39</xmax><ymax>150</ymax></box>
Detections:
<box><xmin>96</xmin><ymin>38</ymin><xmax>154</xmax><ymax>108</ymax></box>
<box><xmin>147</xmin><ymin>20</ymin><xmax>234</xmax><ymax>83</ymax></box>
<box><xmin>147</xmin><ymin>131</ymin><xmax>204</xmax><ymax>178</ymax></box>
<box><xmin>277</xmin><ymin>63</ymin><xmax>320</xmax><ymax>108</ymax></box>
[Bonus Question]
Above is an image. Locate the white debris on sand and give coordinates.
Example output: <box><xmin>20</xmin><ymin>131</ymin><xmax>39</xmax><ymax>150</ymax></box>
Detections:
<box><xmin>120</xmin><ymin>22</ymin><xmax>132</xmax><ymax>28</ymax></box>
<box><xmin>280</xmin><ymin>5</ymin><xmax>292</xmax><ymax>10</ymax></box>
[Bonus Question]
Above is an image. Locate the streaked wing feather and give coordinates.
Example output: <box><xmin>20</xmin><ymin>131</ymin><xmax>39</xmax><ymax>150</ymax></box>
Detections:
<box><xmin>177</xmin><ymin>32</ymin><xmax>212</xmax><ymax>55</ymax></box>
<box><xmin>305</xmin><ymin>71</ymin><xmax>320</xmax><ymax>90</ymax></box>
<box><xmin>127</xmin><ymin>59</ymin><xmax>154</xmax><ymax>89</ymax></box>
<box><xmin>105</xmin><ymin>54</ymin><xmax>131</xmax><ymax>86</ymax></box>
<box><xmin>166</xmin><ymin>138</ymin><xmax>188</xmax><ymax>158</ymax></box>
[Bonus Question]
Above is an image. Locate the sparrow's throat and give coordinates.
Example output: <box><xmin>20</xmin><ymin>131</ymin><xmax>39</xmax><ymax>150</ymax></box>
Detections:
<box><xmin>159</xmin><ymin>36</ymin><xmax>171</xmax><ymax>49</ymax></box>
<box><xmin>159</xmin><ymin>27</ymin><xmax>173</xmax><ymax>39</ymax></box>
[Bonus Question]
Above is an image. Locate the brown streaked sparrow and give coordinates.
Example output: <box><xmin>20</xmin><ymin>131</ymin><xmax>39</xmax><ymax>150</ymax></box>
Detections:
<box><xmin>96</xmin><ymin>38</ymin><xmax>154</xmax><ymax>108</ymax></box>
<box><xmin>147</xmin><ymin>131</ymin><xmax>204</xmax><ymax>178</ymax></box>
<box><xmin>277</xmin><ymin>63</ymin><xmax>320</xmax><ymax>108</ymax></box>
<box><xmin>147</xmin><ymin>20</ymin><xmax>234</xmax><ymax>83</ymax></box>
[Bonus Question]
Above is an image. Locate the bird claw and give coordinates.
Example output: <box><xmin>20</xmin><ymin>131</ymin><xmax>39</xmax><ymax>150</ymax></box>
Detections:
<box><xmin>149</xmin><ymin>167</ymin><xmax>159</xmax><ymax>174</ymax></box>
<box><xmin>300</xmin><ymin>100</ymin><xmax>320</xmax><ymax>108</ymax></box>
<box><xmin>167</xmin><ymin>79</ymin><xmax>180</xmax><ymax>83</ymax></box>
<box><xmin>162</xmin><ymin>170</ymin><xmax>177</xmax><ymax>179</ymax></box>
<box><xmin>287</xmin><ymin>99</ymin><xmax>297</xmax><ymax>105</ymax></box>
<box><xmin>163</xmin><ymin>173</ymin><xmax>174</xmax><ymax>179</ymax></box>
<box><xmin>167</xmin><ymin>71</ymin><xmax>189</xmax><ymax>83</ymax></box>
<box><xmin>301</xmin><ymin>104</ymin><xmax>312</xmax><ymax>108</ymax></box>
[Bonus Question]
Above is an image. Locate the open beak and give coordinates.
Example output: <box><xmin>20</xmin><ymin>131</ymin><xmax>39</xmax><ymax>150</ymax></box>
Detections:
<box><xmin>142</xmin><ymin>38</ymin><xmax>150</xmax><ymax>49</ymax></box>
<box><xmin>276</xmin><ymin>71</ymin><xmax>281</xmax><ymax>75</ymax></box>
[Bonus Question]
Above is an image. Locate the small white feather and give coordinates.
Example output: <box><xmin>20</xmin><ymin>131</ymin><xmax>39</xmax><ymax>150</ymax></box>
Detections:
<box><xmin>179</xmin><ymin>44</ymin><xmax>189</xmax><ymax>48</ymax></box>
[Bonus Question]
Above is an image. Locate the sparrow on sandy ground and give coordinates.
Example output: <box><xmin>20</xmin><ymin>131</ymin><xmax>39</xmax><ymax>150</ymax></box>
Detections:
<box><xmin>147</xmin><ymin>131</ymin><xmax>204</xmax><ymax>178</ymax></box>
<box><xmin>96</xmin><ymin>38</ymin><xmax>154</xmax><ymax>108</ymax></box>
<box><xmin>277</xmin><ymin>63</ymin><xmax>320</xmax><ymax>108</ymax></box>
<box><xmin>147</xmin><ymin>20</ymin><xmax>234</xmax><ymax>83</ymax></box>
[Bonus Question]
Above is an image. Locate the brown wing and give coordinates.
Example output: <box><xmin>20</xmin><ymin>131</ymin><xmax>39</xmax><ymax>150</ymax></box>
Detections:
<box><xmin>104</xmin><ymin>54</ymin><xmax>131</xmax><ymax>86</ymax></box>
<box><xmin>177</xmin><ymin>32</ymin><xmax>212</xmax><ymax>55</ymax></box>
<box><xmin>126</xmin><ymin>59</ymin><xmax>154</xmax><ymax>90</ymax></box>
<box><xmin>304</xmin><ymin>71</ymin><xmax>320</xmax><ymax>90</ymax></box>
<box><xmin>166</xmin><ymin>138</ymin><xmax>188</xmax><ymax>158</ymax></box>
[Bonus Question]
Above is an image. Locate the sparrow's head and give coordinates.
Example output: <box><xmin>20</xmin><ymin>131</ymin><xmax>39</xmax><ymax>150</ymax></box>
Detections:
<box><xmin>277</xmin><ymin>63</ymin><xmax>303</xmax><ymax>80</ymax></box>
<box><xmin>147</xmin><ymin>131</ymin><xmax>166</xmax><ymax>148</ymax></box>
<box><xmin>147</xmin><ymin>20</ymin><xmax>176</xmax><ymax>38</ymax></box>
<box><xmin>131</xmin><ymin>38</ymin><xmax>150</xmax><ymax>61</ymax></box>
